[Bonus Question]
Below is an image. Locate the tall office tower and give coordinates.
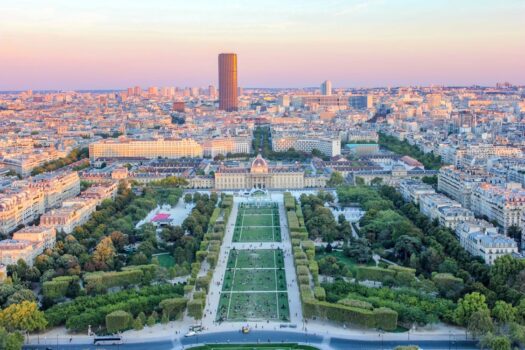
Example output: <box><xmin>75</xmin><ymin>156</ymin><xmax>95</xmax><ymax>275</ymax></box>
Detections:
<box><xmin>133</xmin><ymin>86</ymin><xmax>142</xmax><ymax>96</ymax></box>
<box><xmin>218</xmin><ymin>53</ymin><xmax>238</xmax><ymax>111</ymax></box>
<box><xmin>321</xmin><ymin>80</ymin><xmax>332</xmax><ymax>96</ymax></box>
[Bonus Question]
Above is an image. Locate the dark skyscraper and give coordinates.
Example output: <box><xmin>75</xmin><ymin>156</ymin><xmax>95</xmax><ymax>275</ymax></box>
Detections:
<box><xmin>218</xmin><ymin>53</ymin><xmax>238</xmax><ymax>112</ymax></box>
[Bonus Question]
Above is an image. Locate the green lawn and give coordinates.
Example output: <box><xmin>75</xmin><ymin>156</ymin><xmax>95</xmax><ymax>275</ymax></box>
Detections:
<box><xmin>153</xmin><ymin>253</ymin><xmax>175</xmax><ymax>268</ymax></box>
<box><xmin>241</xmin><ymin>214</ymin><xmax>275</xmax><ymax>226</ymax></box>
<box><xmin>227</xmin><ymin>249</ymin><xmax>284</xmax><ymax>269</ymax></box>
<box><xmin>218</xmin><ymin>246</ymin><xmax>290</xmax><ymax>322</ymax></box>
<box><xmin>217</xmin><ymin>291</ymin><xmax>290</xmax><ymax>322</ymax></box>
<box><xmin>223</xmin><ymin>269</ymin><xmax>286</xmax><ymax>291</ymax></box>
<box><xmin>233</xmin><ymin>226</ymin><xmax>281</xmax><ymax>242</ymax></box>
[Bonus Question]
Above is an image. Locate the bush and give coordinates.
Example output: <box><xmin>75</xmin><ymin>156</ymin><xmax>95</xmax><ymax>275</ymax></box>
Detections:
<box><xmin>159</xmin><ymin>298</ymin><xmax>187</xmax><ymax>320</ymax></box>
<box><xmin>43</xmin><ymin>276</ymin><xmax>79</xmax><ymax>300</ymax></box>
<box><xmin>187</xmin><ymin>299</ymin><xmax>203</xmax><ymax>319</ymax></box>
<box><xmin>196</xmin><ymin>275</ymin><xmax>211</xmax><ymax>292</ymax></box>
<box><xmin>314</xmin><ymin>287</ymin><xmax>326</xmax><ymax>301</ymax></box>
<box><xmin>303</xmin><ymin>299</ymin><xmax>397</xmax><ymax>331</ymax></box>
<box><xmin>106</xmin><ymin>310</ymin><xmax>132</xmax><ymax>333</ymax></box>
<box><xmin>297</xmin><ymin>265</ymin><xmax>310</xmax><ymax>276</ymax></box>
<box><xmin>433</xmin><ymin>273</ymin><xmax>464</xmax><ymax>299</ymax></box>
<box><xmin>338</xmin><ymin>299</ymin><xmax>373</xmax><ymax>310</ymax></box>
<box><xmin>356</xmin><ymin>266</ymin><xmax>396</xmax><ymax>282</ymax></box>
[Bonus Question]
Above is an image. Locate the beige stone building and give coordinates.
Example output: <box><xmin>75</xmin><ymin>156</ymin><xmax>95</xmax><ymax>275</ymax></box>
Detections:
<box><xmin>214</xmin><ymin>155</ymin><xmax>326</xmax><ymax>190</ymax></box>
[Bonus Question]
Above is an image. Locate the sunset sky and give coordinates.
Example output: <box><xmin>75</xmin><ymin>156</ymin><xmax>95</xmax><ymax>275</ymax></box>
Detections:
<box><xmin>1</xmin><ymin>0</ymin><xmax>524</xmax><ymax>90</ymax></box>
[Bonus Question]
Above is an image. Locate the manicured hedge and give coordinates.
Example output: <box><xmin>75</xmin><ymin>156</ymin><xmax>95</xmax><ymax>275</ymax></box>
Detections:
<box><xmin>302</xmin><ymin>300</ymin><xmax>397</xmax><ymax>330</ymax></box>
<box><xmin>196</xmin><ymin>275</ymin><xmax>211</xmax><ymax>292</ymax></box>
<box><xmin>356</xmin><ymin>266</ymin><xmax>396</xmax><ymax>282</ymax></box>
<box><xmin>187</xmin><ymin>299</ymin><xmax>203</xmax><ymax>319</ymax></box>
<box><xmin>43</xmin><ymin>276</ymin><xmax>79</xmax><ymax>300</ymax></box>
<box><xmin>84</xmin><ymin>269</ymin><xmax>143</xmax><ymax>293</ymax></box>
<box><xmin>159</xmin><ymin>298</ymin><xmax>188</xmax><ymax>320</ymax></box>
<box><xmin>284</xmin><ymin>192</ymin><xmax>296</xmax><ymax>210</ymax></box>
<box><xmin>106</xmin><ymin>310</ymin><xmax>132</xmax><ymax>333</ymax></box>
<box><xmin>297</xmin><ymin>265</ymin><xmax>310</xmax><ymax>276</ymax></box>
<box><xmin>314</xmin><ymin>287</ymin><xmax>326</xmax><ymax>301</ymax></box>
<box><xmin>338</xmin><ymin>299</ymin><xmax>373</xmax><ymax>310</ymax></box>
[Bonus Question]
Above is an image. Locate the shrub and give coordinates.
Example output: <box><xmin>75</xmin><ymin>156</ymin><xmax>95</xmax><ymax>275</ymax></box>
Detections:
<box><xmin>338</xmin><ymin>299</ymin><xmax>373</xmax><ymax>310</ymax></box>
<box><xmin>314</xmin><ymin>287</ymin><xmax>326</xmax><ymax>301</ymax></box>
<box><xmin>187</xmin><ymin>299</ymin><xmax>203</xmax><ymax>319</ymax></box>
<box><xmin>356</xmin><ymin>266</ymin><xmax>396</xmax><ymax>282</ymax></box>
<box><xmin>159</xmin><ymin>298</ymin><xmax>187</xmax><ymax>320</ymax></box>
<box><xmin>106</xmin><ymin>310</ymin><xmax>132</xmax><ymax>333</ymax></box>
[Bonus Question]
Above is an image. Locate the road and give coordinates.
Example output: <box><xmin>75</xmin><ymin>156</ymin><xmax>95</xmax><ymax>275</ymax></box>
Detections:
<box><xmin>24</xmin><ymin>330</ymin><xmax>478</xmax><ymax>350</ymax></box>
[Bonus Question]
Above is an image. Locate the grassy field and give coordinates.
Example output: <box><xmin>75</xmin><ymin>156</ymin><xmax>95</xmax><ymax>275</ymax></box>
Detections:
<box><xmin>217</xmin><ymin>248</ymin><xmax>290</xmax><ymax>322</ymax></box>
<box><xmin>153</xmin><ymin>252</ymin><xmax>175</xmax><ymax>268</ymax></box>
<box><xmin>222</xmin><ymin>269</ymin><xmax>287</xmax><ymax>291</ymax></box>
<box><xmin>233</xmin><ymin>226</ymin><xmax>281</xmax><ymax>242</ymax></box>
<box><xmin>233</xmin><ymin>202</ymin><xmax>281</xmax><ymax>242</ymax></box>
<box><xmin>227</xmin><ymin>249</ymin><xmax>285</xmax><ymax>269</ymax></box>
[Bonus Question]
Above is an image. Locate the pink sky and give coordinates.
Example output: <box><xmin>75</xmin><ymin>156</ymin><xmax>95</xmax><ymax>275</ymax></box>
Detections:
<box><xmin>1</xmin><ymin>0</ymin><xmax>524</xmax><ymax>89</ymax></box>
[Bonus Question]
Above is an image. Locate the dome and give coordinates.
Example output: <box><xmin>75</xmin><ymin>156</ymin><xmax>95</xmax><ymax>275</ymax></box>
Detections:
<box><xmin>251</xmin><ymin>154</ymin><xmax>269</xmax><ymax>174</ymax></box>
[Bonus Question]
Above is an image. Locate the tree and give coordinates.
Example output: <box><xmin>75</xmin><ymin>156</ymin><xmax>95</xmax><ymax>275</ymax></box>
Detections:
<box><xmin>481</xmin><ymin>334</ymin><xmax>511</xmax><ymax>350</ymax></box>
<box><xmin>184</xmin><ymin>193</ymin><xmax>193</xmax><ymax>204</ymax></box>
<box><xmin>133</xmin><ymin>317</ymin><xmax>144</xmax><ymax>331</ymax></box>
<box><xmin>146</xmin><ymin>315</ymin><xmax>155</xmax><ymax>327</ymax></box>
<box><xmin>91</xmin><ymin>236</ymin><xmax>116</xmax><ymax>270</ymax></box>
<box><xmin>327</xmin><ymin>171</ymin><xmax>345</xmax><ymax>187</ymax></box>
<box><xmin>454</xmin><ymin>292</ymin><xmax>489</xmax><ymax>326</ymax></box>
<box><xmin>161</xmin><ymin>312</ymin><xmax>169</xmax><ymax>325</ymax></box>
<box><xmin>467</xmin><ymin>310</ymin><xmax>493</xmax><ymax>338</ymax></box>
<box><xmin>491</xmin><ymin>301</ymin><xmax>516</xmax><ymax>324</ymax></box>
<box><xmin>0</xmin><ymin>327</ymin><xmax>24</xmax><ymax>350</ymax></box>
<box><xmin>0</xmin><ymin>301</ymin><xmax>47</xmax><ymax>332</ymax></box>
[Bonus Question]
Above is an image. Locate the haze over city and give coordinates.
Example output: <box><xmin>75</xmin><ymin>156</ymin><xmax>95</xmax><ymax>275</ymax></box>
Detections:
<box><xmin>1</xmin><ymin>0</ymin><xmax>525</xmax><ymax>90</ymax></box>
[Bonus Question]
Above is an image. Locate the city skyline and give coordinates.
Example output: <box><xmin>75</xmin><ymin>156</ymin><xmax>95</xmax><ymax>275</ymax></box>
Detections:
<box><xmin>1</xmin><ymin>0</ymin><xmax>524</xmax><ymax>90</ymax></box>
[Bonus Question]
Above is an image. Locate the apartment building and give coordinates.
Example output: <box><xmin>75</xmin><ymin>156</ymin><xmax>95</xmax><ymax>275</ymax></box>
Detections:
<box><xmin>40</xmin><ymin>201</ymin><xmax>97</xmax><ymax>234</ymax></box>
<box><xmin>455</xmin><ymin>221</ymin><xmax>518</xmax><ymax>265</ymax></box>
<box><xmin>419</xmin><ymin>193</ymin><xmax>462</xmax><ymax>221</ymax></box>
<box><xmin>471</xmin><ymin>182</ymin><xmax>525</xmax><ymax>232</ymax></box>
<box><xmin>399</xmin><ymin>179</ymin><xmax>436</xmax><ymax>205</ymax></box>
<box><xmin>0</xmin><ymin>239</ymin><xmax>39</xmax><ymax>266</ymax></box>
<box><xmin>0</xmin><ymin>187</ymin><xmax>45</xmax><ymax>235</ymax></box>
<box><xmin>437</xmin><ymin>206</ymin><xmax>475</xmax><ymax>230</ymax></box>
<box><xmin>438</xmin><ymin>166</ymin><xmax>487</xmax><ymax>209</ymax></box>
<box><xmin>12</xmin><ymin>226</ymin><xmax>56</xmax><ymax>250</ymax></box>
<box><xmin>27</xmin><ymin>171</ymin><xmax>81</xmax><ymax>209</ymax></box>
